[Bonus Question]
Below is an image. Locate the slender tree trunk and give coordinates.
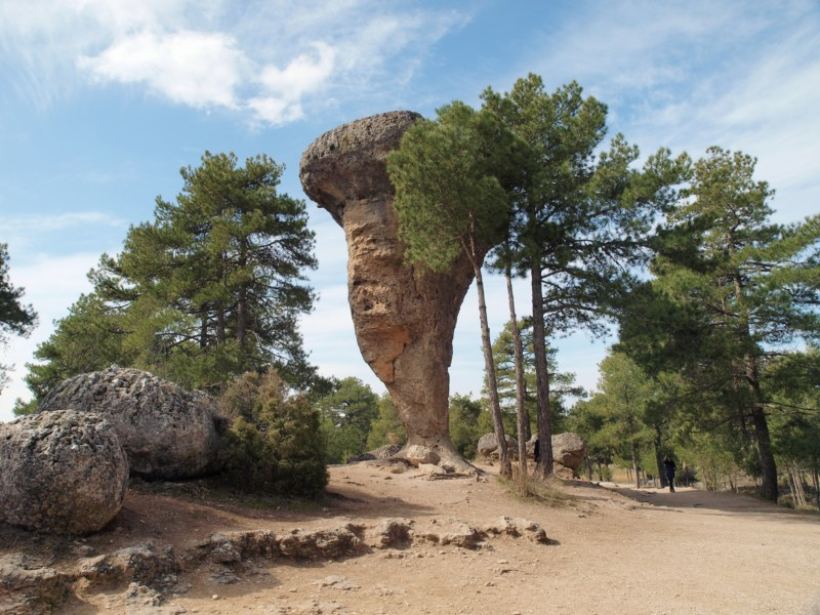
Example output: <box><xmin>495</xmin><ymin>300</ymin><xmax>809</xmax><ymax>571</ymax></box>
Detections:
<box><xmin>732</xmin><ymin>271</ymin><xmax>778</xmax><ymax>502</ymax></box>
<box><xmin>216</xmin><ymin>304</ymin><xmax>226</xmax><ymax>342</ymax></box>
<box><xmin>746</xmin><ymin>357</ymin><xmax>778</xmax><ymax>501</ymax></box>
<box><xmin>237</xmin><ymin>244</ymin><xmax>248</xmax><ymax>351</ymax></box>
<box><xmin>237</xmin><ymin>287</ymin><xmax>248</xmax><ymax>348</ymax></box>
<box><xmin>812</xmin><ymin>466</ymin><xmax>820</xmax><ymax>510</ymax></box>
<box><xmin>631</xmin><ymin>442</ymin><xmax>640</xmax><ymax>489</ymax></box>
<box><xmin>472</xmin><ymin>250</ymin><xmax>511</xmax><ymax>478</ymax></box>
<box><xmin>530</xmin><ymin>263</ymin><xmax>553</xmax><ymax>477</ymax></box>
<box><xmin>654</xmin><ymin>426</ymin><xmax>668</xmax><ymax>488</ymax></box>
<box><xmin>199</xmin><ymin>311</ymin><xmax>209</xmax><ymax>349</ymax></box>
<box><xmin>504</xmin><ymin>264</ymin><xmax>528</xmax><ymax>482</ymax></box>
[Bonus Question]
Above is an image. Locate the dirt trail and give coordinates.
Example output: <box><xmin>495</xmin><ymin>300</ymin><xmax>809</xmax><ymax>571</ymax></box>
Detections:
<box><xmin>57</xmin><ymin>462</ymin><xmax>820</xmax><ymax>615</ymax></box>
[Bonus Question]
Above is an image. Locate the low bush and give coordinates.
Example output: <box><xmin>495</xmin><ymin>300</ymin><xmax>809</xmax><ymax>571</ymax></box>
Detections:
<box><xmin>218</xmin><ymin>371</ymin><xmax>328</xmax><ymax>495</ymax></box>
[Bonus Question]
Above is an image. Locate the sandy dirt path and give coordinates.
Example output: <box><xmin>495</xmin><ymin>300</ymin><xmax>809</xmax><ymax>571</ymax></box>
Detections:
<box><xmin>55</xmin><ymin>462</ymin><xmax>820</xmax><ymax>615</ymax></box>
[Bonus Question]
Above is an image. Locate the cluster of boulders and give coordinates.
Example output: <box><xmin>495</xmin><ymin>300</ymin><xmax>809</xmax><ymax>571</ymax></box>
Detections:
<box><xmin>477</xmin><ymin>431</ymin><xmax>587</xmax><ymax>478</ymax></box>
<box><xmin>0</xmin><ymin>367</ymin><xmax>223</xmax><ymax>535</ymax></box>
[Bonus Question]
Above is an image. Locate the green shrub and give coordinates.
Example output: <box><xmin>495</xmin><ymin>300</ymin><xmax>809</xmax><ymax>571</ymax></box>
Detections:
<box><xmin>218</xmin><ymin>371</ymin><xmax>327</xmax><ymax>495</ymax></box>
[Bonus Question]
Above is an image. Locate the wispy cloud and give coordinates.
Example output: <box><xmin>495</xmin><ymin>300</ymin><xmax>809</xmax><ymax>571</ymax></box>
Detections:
<box><xmin>518</xmin><ymin>1</ymin><xmax>820</xmax><ymax>221</ymax></box>
<box><xmin>0</xmin><ymin>211</ymin><xmax>126</xmax><ymax>233</ymax></box>
<box><xmin>79</xmin><ymin>30</ymin><xmax>245</xmax><ymax>109</ymax></box>
<box><xmin>0</xmin><ymin>0</ymin><xmax>467</xmax><ymax>124</ymax></box>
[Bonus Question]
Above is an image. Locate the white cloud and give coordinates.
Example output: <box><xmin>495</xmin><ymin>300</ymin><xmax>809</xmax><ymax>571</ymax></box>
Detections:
<box><xmin>248</xmin><ymin>42</ymin><xmax>336</xmax><ymax>124</ymax></box>
<box><xmin>0</xmin><ymin>0</ymin><xmax>466</xmax><ymax>124</ymax></box>
<box><xmin>0</xmin><ymin>211</ymin><xmax>125</xmax><ymax>233</ymax></box>
<box><xmin>0</xmin><ymin>211</ymin><xmax>127</xmax><ymax>257</ymax></box>
<box><xmin>80</xmin><ymin>30</ymin><xmax>244</xmax><ymax>109</ymax></box>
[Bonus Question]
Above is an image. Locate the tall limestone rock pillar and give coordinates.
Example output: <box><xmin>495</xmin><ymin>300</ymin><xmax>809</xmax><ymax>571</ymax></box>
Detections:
<box><xmin>300</xmin><ymin>111</ymin><xmax>485</xmax><ymax>469</ymax></box>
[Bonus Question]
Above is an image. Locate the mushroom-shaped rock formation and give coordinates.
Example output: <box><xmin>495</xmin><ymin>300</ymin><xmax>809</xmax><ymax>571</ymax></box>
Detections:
<box><xmin>39</xmin><ymin>367</ymin><xmax>220</xmax><ymax>480</ymax></box>
<box><xmin>0</xmin><ymin>410</ymin><xmax>128</xmax><ymax>534</ymax></box>
<box><xmin>300</xmin><ymin>111</ymin><xmax>488</xmax><ymax>470</ymax></box>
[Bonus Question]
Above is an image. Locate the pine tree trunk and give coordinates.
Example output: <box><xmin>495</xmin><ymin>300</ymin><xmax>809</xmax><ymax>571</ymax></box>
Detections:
<box><xmin>237</xmin><ymin>288</ymin><xmax>248</xmax><ymax>349</ymax></box>
<box><xmin>216</xmin><ymin>305</ymin><xmax>226</xmax><ymax>342</ymax></box>
<box><xmin>237</xmin><ymin>244</ymin><xmax>248</xmax><ymax>351</ymax></box>
<box><xmin>530</xmin><ymin>263</ymin><xmax>553</xmax><ymax>477</ymax></box>
<box><xmin>199</xmin><ymin>312</ymin><xmax>209</xmax><ymax>349</ymax></box>
<box><xmin>474</xmin><ymin>260</ymin><xmax>511</xmax><ymax>478</ymax></box>
<box><xmin>504</xmin><ymin>264</ymin><xmax>528</xmax><ymax>481</ymax></box>
<box><xmin>631</xmin><ymin>442</ymin><xmax>640</xmax><ymax>489</ymax></box>
<box><xmin>732</xmin><ymin>271</ymin><xmax>778</xmax><ymax>502</ymax></box>
<box><xmin>812</xmin><ymin>467</ymin><xmax>820</xmax><ymax>510</ymax></box>
<box><xmin>654</xmin><ymin>427</ymin><xmax>668</xmax><ymax>488</ymax></box>
<box><xmin>746</xmin><ymin>357</ymin><xmax>778</xmax><ymax>502</ymax></box>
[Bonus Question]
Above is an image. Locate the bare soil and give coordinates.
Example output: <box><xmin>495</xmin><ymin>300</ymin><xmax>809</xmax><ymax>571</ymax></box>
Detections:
<box><xmin>12</xmin><ymin>461</ymin><xmax>820</xmax><ymax>615</ymax></box>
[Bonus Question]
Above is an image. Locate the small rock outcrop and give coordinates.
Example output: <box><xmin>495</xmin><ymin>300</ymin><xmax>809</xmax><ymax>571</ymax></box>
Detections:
<box><xmin>0</xmin><ymin>410</ymin><xmax>128</xmax><ymax>535</ymax></box>
<box><xmin>300</xmin><ymin>111</ymin><xmax>488</xmax><ymax>472</ymax></box>
<box><xmin>0</xmin><ymin>553</ymin><xmax>74</xmax><ymax>615</ymax></box>
<box><xmin>78</xmin><ymin>542</ymin><xmax>179</xmax><ymax>589</ymax></box>
<box><xmin>39</xmin><ymin>367</ymin><xmax>220</xmax><ymax>480</ymax></box>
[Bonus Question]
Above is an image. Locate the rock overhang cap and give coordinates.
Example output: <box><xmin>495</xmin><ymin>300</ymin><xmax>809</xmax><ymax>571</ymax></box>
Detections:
<box><xmin>299</xmin><ymin>110</ymin><xmax>422</xmax><ymax>225</ymax></box>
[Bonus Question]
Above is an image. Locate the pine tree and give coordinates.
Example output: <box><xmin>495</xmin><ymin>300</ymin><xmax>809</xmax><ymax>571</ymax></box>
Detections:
<box><xmin>91</xmin><ymin>152</ymin><xmax>317</xmax><ymax>390</ymax></box>
<box><xmin>387</xmin><ymin>102</ymin><xmax>517</xmax><ymax>477</ymax></box>
<box><xmin>636</xmin><ymin>147</ymin><xmax>819</xmax><ymax>501</ymax></box>
<box><xmin>482</xmin><ymin>75</ymin><xmax>687</xmax><ymax>477</ymax></box>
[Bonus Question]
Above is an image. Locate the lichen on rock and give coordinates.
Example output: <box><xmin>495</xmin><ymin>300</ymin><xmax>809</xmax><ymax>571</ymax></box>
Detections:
<box><xmin>0</xmin><ymin>409</ymin><xmax>128</xmax><ymax>535</ymax></box>
<box><xmin>39</xmin><ymin>367</ymin><xmax>221</xmax><ymax>480</ymax></box>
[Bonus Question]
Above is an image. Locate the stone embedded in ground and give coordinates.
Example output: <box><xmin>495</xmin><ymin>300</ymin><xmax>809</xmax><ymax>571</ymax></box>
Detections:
<box><xmin>0</xmin><ymin>409</ymin><xmax>128</xmax><ymax>535</ymax></box>
<box><xmin>484</xmin><ymin>516</ymin><xmax>550</xmax><ymax>544</ymax></box>
<box><xmin>369</xmin><ymin>519</ymin><xmax>413</xmax><ymax>548</ymax></box>
<box><xmin>277</xmin><ymin>525</ymin><xmax>368</xmax><ymax>561</ymax></box>
<box><xmin>0</xmin><ymin>553</ymin><xmax>74</xmax><ymax>615</ymax></box>
<box><xmin>300</xmin><ymin>111</ymin><xmax>488</xmax><ymax>469</ymax></box>
<box><xmin>79</xmin><ymin>542</ymin><xmax>180</xmax><ymax>589</ymax></box>
<box><xmin>39</xmin><ymin>367</ymin><xmax>221</xmax><ymax>480</ymax></box>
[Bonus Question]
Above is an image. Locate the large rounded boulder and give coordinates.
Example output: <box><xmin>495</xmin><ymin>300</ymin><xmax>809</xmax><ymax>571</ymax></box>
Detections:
<box><xmin>0</xmin><ymin>410</ymin><xmax>128</xmax><ymax>534</ymax></box>
<box><xmin>39</xmin><ymin>367</ymin><xmax>220</xmax><ymax>480</ymax></box>
<box><xmin>477</xmin><ymin>432</ymin><xmax>519</xmax><ymax>459</ymax></box>
<box><xmin>551</xmin><ymin>432</ymin><xmax>586</xmax><ymax>472</ymax></box>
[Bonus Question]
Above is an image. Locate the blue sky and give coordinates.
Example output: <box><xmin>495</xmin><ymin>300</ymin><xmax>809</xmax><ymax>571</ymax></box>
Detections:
<box><xmin>1</xmin><ymin>0</ymin><xmax>819</xmax><ymax>420</ymax></box>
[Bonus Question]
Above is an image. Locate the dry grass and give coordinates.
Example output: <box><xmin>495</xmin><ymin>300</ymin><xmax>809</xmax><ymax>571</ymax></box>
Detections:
<box><xmin>497</xmin><ymin>469</ymin><xmax>579</xmax><ymax>508</ymax></box>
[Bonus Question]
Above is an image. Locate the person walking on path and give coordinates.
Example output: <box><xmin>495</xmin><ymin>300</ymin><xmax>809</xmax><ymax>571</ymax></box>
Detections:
<box><xmin>663</xmin><ymin>456</ymin><xmax>677</xmax><ymax>492</ymax></box>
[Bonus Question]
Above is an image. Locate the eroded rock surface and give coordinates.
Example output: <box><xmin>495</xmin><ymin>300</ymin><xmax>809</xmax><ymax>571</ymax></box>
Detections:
<box><xmin>300</xmin><ymin>111</ymin><xmax>486</xmax><ymax>469</ymax></box>
<box><xmin>39</xmin><ymin>367</ymin><xmax>220</xmax><ymax>479</ymax></box>
<box><xmin>0</xmin><ymin>410</ymin><xmax>128</xmax><ymax>535</ymax></box>
<box><xmin>0</xmin><ymin>554</ymin><xmax>74</xmax><ymax>615</ymax></box>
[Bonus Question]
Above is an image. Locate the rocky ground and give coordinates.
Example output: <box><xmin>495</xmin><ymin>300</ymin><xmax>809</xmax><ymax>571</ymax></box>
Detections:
<box><xmin>2</xmin><ymin>461</ymin><xmax>820</xmax><ymax>615</ymax></box>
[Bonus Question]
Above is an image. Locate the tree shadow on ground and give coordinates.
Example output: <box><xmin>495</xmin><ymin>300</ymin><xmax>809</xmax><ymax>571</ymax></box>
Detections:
<box><xmin>599</xmin><ymin>483</ymin><xmax>820</xmax><ymax>523</ymax></box>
